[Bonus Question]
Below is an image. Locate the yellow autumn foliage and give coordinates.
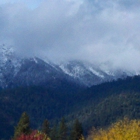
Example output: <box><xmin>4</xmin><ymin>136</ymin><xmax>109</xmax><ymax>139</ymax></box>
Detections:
<box><xmin>87</xmin><ymin>118</ymin><xmax>140</xmax><ymax>140</ymax></box>
<box><xmin>79</xmin><ymin>135</ymin><xmax>85</xmax><ymax>140</ymax></box>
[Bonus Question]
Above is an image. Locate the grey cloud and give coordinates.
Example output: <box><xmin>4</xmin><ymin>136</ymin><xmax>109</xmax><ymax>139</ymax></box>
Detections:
<box><xmin>0</xmin><ymin>0</ymin><xmax>140</xmax><ymax>72</ymax></box>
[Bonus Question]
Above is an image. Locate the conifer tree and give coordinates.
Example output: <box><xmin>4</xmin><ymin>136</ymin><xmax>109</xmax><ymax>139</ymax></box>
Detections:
<box><xmin>50</xmin><ymin>124</ymin><xmax>58</xmax><ymax>140</ymax></box>
<box><xmin>13</xmin><ymin>112</ymin><xmax>30</xmax><ymax>139</ymax></box>
<box><xmin>58</xmin><ymin>118</ymin><xmax>67</xmax><ymax>140</ymax></box>
<box><xmin>42</xmin><ymin>119</ymin><xmax>50</xmax><ymax>136</ymax></box>
<box><xmin>69</xmin><ymin>119</ymin><xmax>83</xmax><ymax>140</ymax></box>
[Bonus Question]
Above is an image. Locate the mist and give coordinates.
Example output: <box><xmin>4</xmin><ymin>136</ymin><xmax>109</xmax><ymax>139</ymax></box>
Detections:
<box><xmin>0</xmin><ymin>0</ymin><xmax>140</xmax><ymax>72</ymax></box>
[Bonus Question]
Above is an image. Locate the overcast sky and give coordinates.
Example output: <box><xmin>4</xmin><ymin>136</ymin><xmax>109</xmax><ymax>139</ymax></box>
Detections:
<box><xmin>0</xmin><ymin>0</ymin><xmax>140</xmax><ymax>71</ymax></box>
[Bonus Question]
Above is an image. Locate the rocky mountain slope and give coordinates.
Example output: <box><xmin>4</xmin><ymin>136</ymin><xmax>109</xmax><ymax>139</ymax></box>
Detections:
<box><xmin>0</xmin><ymin>45</ymin><xmax>137</xmax><ymax>88</ymax></box>
<box><xmin>58</xmin><ymin>61</ymin><xmax>133</xmax><ymax>86</ymax></box>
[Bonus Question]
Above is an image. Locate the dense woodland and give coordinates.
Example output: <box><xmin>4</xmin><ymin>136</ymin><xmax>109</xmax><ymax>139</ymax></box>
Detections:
<box><xmin>12</xmin><ymin>113</ymin><xmax>140</xmax><ymax>140</ymax></box>
<box><xmin>12</xmin><ymin>112</ymin><xmax>84</xmax><ymax>140</ymax></box>
<box><xmin>1</xmin><ymin>76</ymin><xmax>140</xmax><ymax>139</ymax></box>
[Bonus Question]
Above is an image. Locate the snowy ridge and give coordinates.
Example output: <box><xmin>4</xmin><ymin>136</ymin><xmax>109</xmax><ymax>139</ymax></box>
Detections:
<box><xmin>0</xmin><ymin>45</ymin><xmax>21</xmax><ymax>74</ymax></box>
<box><xmin>58</xmin><ymin>60</ymin><xmax>119</xmax><ymax>86</ymax></box>
<box><xmin>0</xmin><ymin>45</ymin><xmax>139</xmax><ymax>88</ymax></box>
<box><xmin>59</xmin><ymin>62</ymin><xmax>85</xmax><ymax>78</ymax></box>
<box><xmin>88</xmin><ymin>67</ymin><xmax>104</xmax><ymax>78</ymax></box>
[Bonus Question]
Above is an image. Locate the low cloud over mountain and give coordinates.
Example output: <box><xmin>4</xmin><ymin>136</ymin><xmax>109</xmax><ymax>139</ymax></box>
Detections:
<box><xmin>0</xmin><ymin>0</ymin><xmax>140</xmax><ymax>72</ymax></box>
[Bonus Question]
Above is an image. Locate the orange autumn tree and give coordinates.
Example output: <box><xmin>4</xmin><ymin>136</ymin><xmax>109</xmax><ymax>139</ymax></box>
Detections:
<box><xmin>87</xmin><ymin>117</ymin><xmax>140</xmax><ymax>140</ymax></box>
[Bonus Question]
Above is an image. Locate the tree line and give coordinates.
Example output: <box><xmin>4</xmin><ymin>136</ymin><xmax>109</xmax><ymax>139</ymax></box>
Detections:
<box><xmin>12</xmin><ymin>112</ymin><xmax>84</xmax><ymax>140</ymax></box>
<box><xmin>12</xmin><ymin>112</ymin><xmax>140</xmax><ymax>140</ymax></box>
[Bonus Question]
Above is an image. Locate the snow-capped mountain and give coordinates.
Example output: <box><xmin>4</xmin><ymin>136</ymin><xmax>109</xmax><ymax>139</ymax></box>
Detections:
<box><xmin>58</xmin><ymin>60</ymin><xmax>134</xmax><ymax>86</ymax></box>
<box><xmin>0</xmin><ymin>45</ymin><xmax>137</xmax><ymax>88</ymax></box>
<box><xmin>0</xmin><ymin>45</ymin><xmax>22</xmax><ymax>87</ymax></box>
<box><xmin>0</xmin><ymin>45</ymin><xmax>71</xmax><ymax>88</ymax></box>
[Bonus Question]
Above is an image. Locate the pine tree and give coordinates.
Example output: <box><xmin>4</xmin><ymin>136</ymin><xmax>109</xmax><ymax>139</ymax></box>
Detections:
<box><xmin>50</xmin><ymin>124</ymin><xmax>58</xmax><ymax>140</ymax></box>
<box><xmin>13</xmin><ymin>112</ymin><xmax>30</xmax><ymax>139</ymax></box>
<box><xmin>69</xmin><ymin>119</ymin><xmax>83</xmax><ymax>140</ymax></box>
<box><xmin>58</xmin><ymin>118</ymin><xmax>67</xmax><ymax>140</ymax></box>
<box><xmin>42</xmin><ymin>119</ymin><xmax>50</xmax><ymax>136</ymax></box>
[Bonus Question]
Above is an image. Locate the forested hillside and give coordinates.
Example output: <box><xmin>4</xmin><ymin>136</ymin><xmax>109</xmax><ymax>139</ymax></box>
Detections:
<box><xmin>1</xmin><ymin>76</ymin><xmax>140</xmax><ymax>139</ymax></box>
<box><xmin>68</xmin><ymin>76</ymin><xmax>140</xmax><ymax>131</ymax></box>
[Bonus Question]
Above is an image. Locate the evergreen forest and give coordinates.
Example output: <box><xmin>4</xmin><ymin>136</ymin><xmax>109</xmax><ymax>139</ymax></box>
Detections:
<box><xmin>1</xmin><ymin>76</ymin><xmax>140</xmax><ymax>139</ymax></box>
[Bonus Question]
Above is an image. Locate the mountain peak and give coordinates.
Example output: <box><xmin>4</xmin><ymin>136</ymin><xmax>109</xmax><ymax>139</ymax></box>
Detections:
<box><xmin>0</xmin><ymin>45</ymin><xmax>139</xmax><ymax>88</ymax></box>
